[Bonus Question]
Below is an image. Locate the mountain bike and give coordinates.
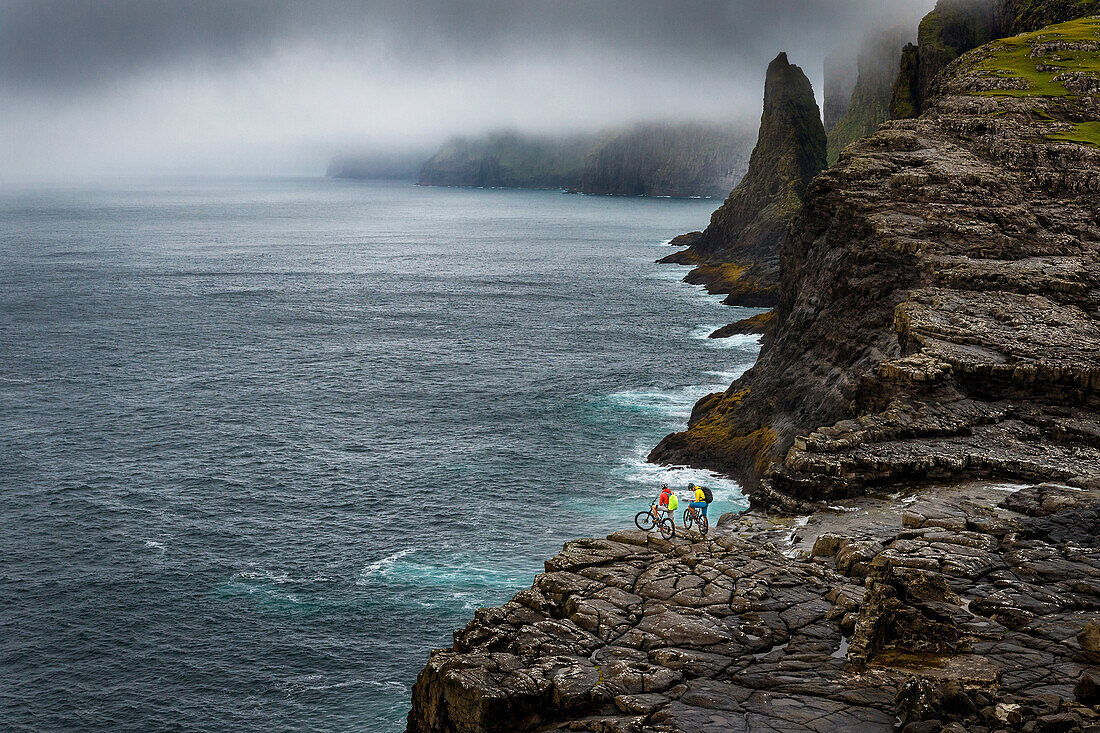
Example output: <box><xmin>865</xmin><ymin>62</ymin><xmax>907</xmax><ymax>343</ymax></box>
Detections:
<box><xmin>682</xmin><ymin>504</ymin><xmax>709</xmax><ymax>537</ymax></box>
<box><xmin>634</xmin><ymin>504</ymin><xmax>676</xmax><ymax>540</ymax></box>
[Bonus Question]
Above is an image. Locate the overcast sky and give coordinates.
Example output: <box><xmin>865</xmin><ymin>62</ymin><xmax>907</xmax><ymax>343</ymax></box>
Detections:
<box><xmin>0</xmin><ymin>0</ymin><xmax>933</xmax><ymax>181</ymax></box>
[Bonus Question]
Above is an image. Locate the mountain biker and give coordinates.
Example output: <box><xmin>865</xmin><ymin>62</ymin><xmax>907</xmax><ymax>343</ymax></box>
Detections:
<box><xmin>657</xmin><ymin>483</ymin><xmax>677</xmax><ymax>526</ymax></box>
<box><xmin>688</xmin><ymin>482</ymin><xmax>711</xmax><ymax>518</ymax></box>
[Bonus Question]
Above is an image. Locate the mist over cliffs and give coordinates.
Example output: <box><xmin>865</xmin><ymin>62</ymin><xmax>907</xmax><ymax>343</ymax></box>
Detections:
<box><xmin>404</xmin><ymin>123</ymin><xmax>757</xmax><ymax>198</ymax></box>
<box><xmin>825</xmin><ymin>26</ymin><xmax>914</xmax><ymax>164</ymax></box>
<box><xmin>414</xmin><ymin>132</ymin><xmax>594</xmax><ymax>190</ymax></box>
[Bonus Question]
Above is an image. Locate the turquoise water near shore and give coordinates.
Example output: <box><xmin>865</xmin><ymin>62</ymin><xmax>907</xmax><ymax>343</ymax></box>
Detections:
<box><xmin>0</xmin><ymin>179</ymin><xmax>763</xmax><ymax>731</ymax></box>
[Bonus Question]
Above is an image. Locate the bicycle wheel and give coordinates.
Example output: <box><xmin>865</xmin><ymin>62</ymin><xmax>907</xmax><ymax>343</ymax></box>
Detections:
<box><xmin>658</xmin><ymin>517</ymin><xmax>675</xmax><ymax>540</ymax></box>
<box><xmin>635</xmin><ymin>510</ymin><xmax>656</xmax><ymax>531</ymax></box>
<box><xmin>681</xmin><ymin>509</ymin><xmax>693</xmax><ymax>530</ymax></box>
<box><xmin>697</xmin><ymin>513</ymin><xmax>709</xmax><ymax>537</ymax></box>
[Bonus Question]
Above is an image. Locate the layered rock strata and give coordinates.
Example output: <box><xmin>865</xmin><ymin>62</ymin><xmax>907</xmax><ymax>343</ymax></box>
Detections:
<box><xmin>407</xmin><ymin>482</ymin><xmax>1100</xmax><ymax>732</ymax></box>
<box><xmin>661</xmin><ymin>53</ymin><xmax>827</xmax><ymax>309</ymax></box>
<box><xmin>651</xmin><ymin>18</ymin><xmax>1100</xmax><ymax>510</ymax></box>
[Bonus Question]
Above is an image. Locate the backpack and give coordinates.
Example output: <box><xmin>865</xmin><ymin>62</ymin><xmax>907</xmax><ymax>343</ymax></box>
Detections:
<box><xmin>701</xmin><ymin>485</ymin><xmax>713</xmax><ymax>503</ymax></box>
<box><xmin>667</xmin><ymin>494</ymin><xmax>678</xmax><ymax>511</ymax></box>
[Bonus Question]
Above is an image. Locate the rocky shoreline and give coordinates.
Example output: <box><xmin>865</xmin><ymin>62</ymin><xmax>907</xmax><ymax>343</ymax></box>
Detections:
<box><xmin>407</xmin><ymin>481</ymin><xmax>1099</xmax><ymax>732</ymax></box>
<box><xmin>406</xmin><ymin>11</ymin><xmax>1100</xmax><ymax>733</ymax></box>
<box><xmin>650</xmin><ymin>18</ymin><xmax>1100</xmax><ymax>510</ymax></box>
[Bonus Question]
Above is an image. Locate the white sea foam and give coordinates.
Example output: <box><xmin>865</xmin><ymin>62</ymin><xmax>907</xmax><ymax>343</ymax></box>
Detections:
<box><xmin>283</xmin><ymin>676</ymin><xmax>393</xmax><ymax>694</ymax></box>
<box><xmin>238</xmin><ymin>568</ymin><xmax>292</xmax><ymax>584</ymax></box>
<box><xmin>144</xmin><ymin>539</ymin><xmax>166</xmax><ymax>552</ymax></box>
<box><xmin>689</xmin><ymin>323</ymin><xmax>728</xmax><ymax>340</ymax></box>
<box><xmin>357</xmin><ymin>548</ymin><xmax>415</xmax><ymax>581</ymax></box>
<box><xmin>607</xmin><ymin>442</ymin><xmax>748</xmax><ymax>513</ymax></box>
<box><xmin>707</xmin><ymin>333</ymin><xmax>764</xmax><ymax>349</ymax></box>
<box><xmin>604</xmin><ymin>385</ymin><xmax>717</xmax><ymax>418</ymax></box>
<box><xmin>703</xmin><ymin>369</ymin><xmax>750</xmax><ymax>382</ymax></box>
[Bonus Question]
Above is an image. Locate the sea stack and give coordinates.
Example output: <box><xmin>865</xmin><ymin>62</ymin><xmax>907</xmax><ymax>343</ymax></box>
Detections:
<box><xmin>661</xmin><ymin>52</ymin><xmax>827</xmax><ymax>309</ymax></box>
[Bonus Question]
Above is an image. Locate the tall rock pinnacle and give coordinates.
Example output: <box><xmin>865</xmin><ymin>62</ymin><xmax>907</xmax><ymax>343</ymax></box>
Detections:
<box><xmin>661</xmin><ymin>52</ymin><xmax>827</xmax><ymax>309</ymax></box>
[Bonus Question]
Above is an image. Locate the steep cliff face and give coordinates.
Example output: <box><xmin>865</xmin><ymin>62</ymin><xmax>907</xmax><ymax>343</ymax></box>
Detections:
<box><xmin>417</xmin><ymin>132</ymin><xmax>591</xmax><ymax>190</ymax></box>
<box><xmin>890</xmin><ymin>0</ymin><xmax>999</xmax><ymax>119</ymax></box>
<box><xmin>651</xmin><ymin>17</ymin><xmax>1100</xmax><ymax>511</ymax></box>
<box><xmin>826</xmin><ymin>26</ymin><xmax>913</xmax><ymax>164</ymax></box>
<box><xmin>581</xmin><ymin>124</ymin><xmax>753</xmax><ymax>198</ymax></box>
<box><xmin>661</xmin><ymin>53</ymin><xmax>827</xmax><ymax>308</ymax></box>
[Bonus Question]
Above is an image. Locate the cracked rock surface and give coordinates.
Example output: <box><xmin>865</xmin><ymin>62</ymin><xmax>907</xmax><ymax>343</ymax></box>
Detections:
<box><xmin>406</xmin><ymin>482</ymin><xmax>1100</xmax><ymax>732</ymax></box>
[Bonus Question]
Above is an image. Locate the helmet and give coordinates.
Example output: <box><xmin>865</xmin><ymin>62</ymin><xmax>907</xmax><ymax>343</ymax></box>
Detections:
<box><xmin>661</xmin><ymin>483</ymin><xmax>668</xmax><ymax>490</ymax></box>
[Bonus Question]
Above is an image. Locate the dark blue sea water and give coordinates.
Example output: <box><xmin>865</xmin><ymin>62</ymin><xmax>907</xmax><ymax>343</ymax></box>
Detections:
<box><xmin>0</xmin><ymin>179</ymin><xmax>764</xmax><ymax>732</ymax></box>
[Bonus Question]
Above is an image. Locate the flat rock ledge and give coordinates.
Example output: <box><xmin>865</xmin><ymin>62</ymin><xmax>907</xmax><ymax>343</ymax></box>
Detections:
<box><xmin>407</xmin><ymin>482</ymin><xmax>1100</xmax><ymax>733</ymax></box>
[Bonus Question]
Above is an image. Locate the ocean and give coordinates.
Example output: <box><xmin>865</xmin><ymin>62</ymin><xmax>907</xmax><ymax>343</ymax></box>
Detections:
<box><xmin>0</xmin><ymin>178</ymin><xmax>764</xmax><ymax>731</ymax></box>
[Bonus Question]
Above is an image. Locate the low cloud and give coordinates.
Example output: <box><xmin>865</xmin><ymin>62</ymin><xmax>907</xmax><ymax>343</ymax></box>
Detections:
<box><xmin>0</xmin><ymin>0</ymin><xmax>933</xmax><ymax>181</ymax></box>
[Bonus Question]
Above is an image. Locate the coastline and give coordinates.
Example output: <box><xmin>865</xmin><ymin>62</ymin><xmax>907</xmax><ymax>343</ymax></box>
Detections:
<box><xmin>404</xmin><ymin>15</ymin><xmax>1100</xmax><ymax>732</ymax></box>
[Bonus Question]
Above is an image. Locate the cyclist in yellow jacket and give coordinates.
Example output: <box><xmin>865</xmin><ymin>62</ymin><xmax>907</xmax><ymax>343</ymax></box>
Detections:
<box><xmin>688</xmin><ymin>483</ymin><xmax>710</xmax><ymax>518</ymax></box>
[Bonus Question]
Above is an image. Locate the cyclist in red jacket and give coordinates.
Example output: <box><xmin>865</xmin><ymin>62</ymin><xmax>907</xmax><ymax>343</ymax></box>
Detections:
<box><xmin>657</xmin><ymin>483</ymin><xmax>677</xmax><ymax>526</ymax></box>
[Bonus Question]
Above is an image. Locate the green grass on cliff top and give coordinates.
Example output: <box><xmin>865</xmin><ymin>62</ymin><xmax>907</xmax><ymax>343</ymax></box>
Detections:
<box><xmin>972</xmin><ymin>16</ymin><xmax>1100</xmax><ymax>97</ymax></box>
<box><xmin>1047</xmin><ymin>120</ymin><xmax>1100</xmax><ymax>145</ymax></box>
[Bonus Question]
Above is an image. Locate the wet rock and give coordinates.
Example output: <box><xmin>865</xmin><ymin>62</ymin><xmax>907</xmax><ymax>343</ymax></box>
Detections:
<box><xmin>1077</xmin><ymin>620</ymin><xmax>1100</xmax><ymax>655</ymax></box>
<box><xmin>1075</xmin><ymin>670</ymin><xmax>1100</xmax><ymax>706</ymax></box>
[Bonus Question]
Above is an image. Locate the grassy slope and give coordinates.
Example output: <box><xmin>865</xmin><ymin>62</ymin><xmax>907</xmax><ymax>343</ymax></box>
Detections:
<box><xmin>971</xmin><ymin>16</ymin><xmax>1100</xmax><ymax>97</ymax></box>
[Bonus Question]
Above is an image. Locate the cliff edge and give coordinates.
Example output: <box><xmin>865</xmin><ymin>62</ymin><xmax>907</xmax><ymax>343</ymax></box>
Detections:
<box><xmin>651</xmin><ymin>17</ymin><xmax>1100</xmax><ymax>508</ymax></box>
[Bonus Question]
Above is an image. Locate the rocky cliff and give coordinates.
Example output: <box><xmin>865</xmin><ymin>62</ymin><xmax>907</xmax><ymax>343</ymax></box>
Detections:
<box><xmin>827</xmin><ymin>26</ymin><xmax>914</xmax><ymax>165</ymax></box>
<box><xmin>891</xmin><ymin>0</ymin><xmax>1000</xmax><ymax>119</ymax></box>
<box><xmin>651</xmin><ymin>16</ymin><xmax>1100</xmax><ymax>510</ymax></box>
<box><xmin>891</xmin><ymin>0</ymin><xmax>1100</xmax><ymax>119</ymax></box>
<box><xmin>407</xmin><ymin>482</ymin><xmax>1100</xmax><ymax>732</ymax></box>
<box><xmin>581</xmin><ymin>124</ymin><xmax>753</xmax><ymax>198</ymax></box>
<box><xmin>406</xmin><ymin>13</ymin><xmax>1100</xmax><ymax>733</ymax></box>
<box><xmin>660</xmin><ymin>53</ymin><xmax>827</xmax><ymax>309</ymax></box>
<box><xmin>414</xmin><ymin>125</ymin><xmax>754</xmax><ymax>197</ymax></box>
